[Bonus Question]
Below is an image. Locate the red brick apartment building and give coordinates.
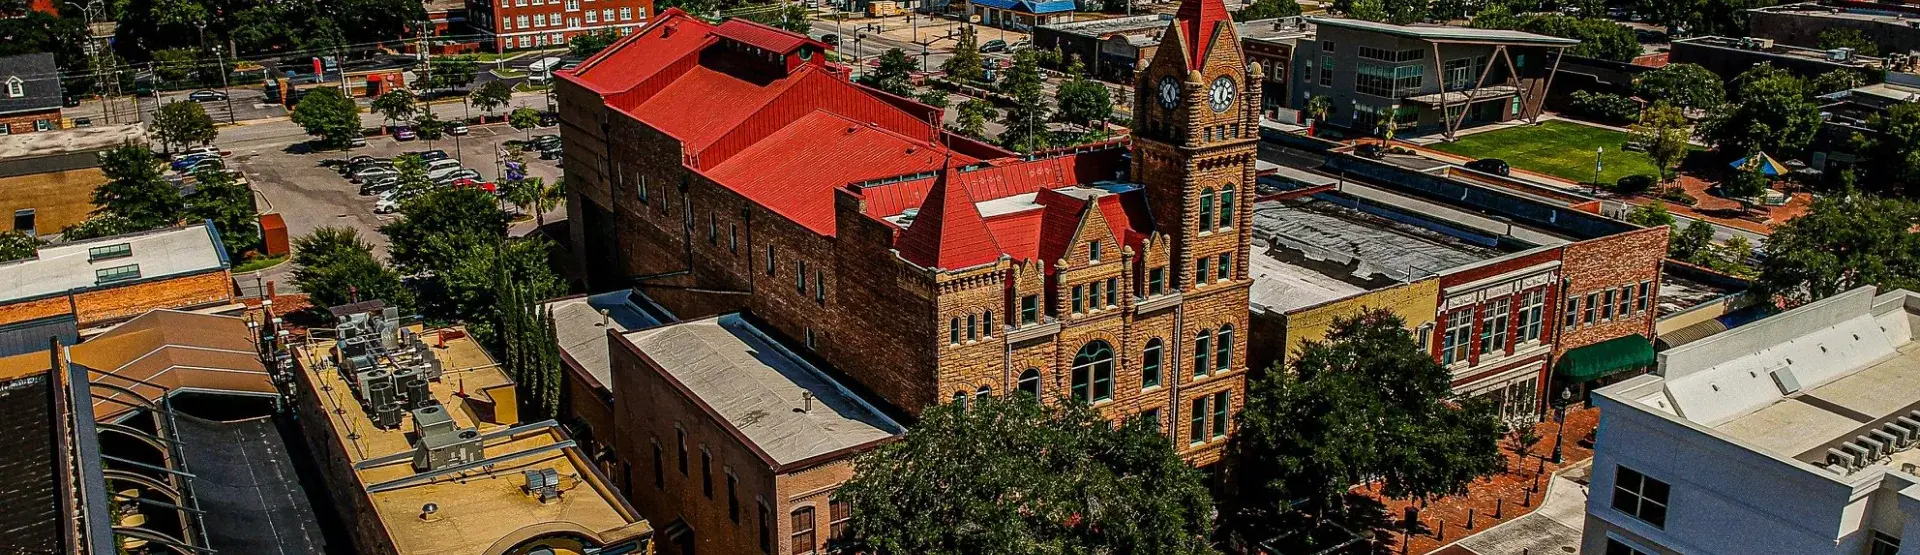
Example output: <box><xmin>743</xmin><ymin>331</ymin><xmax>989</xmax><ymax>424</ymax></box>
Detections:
<box><xmin>466</xmin><ymin>0</ymin><xmax>655</xmax><ymax>51</ymax></box>
<box><xmin>559</xmin><ymin>0</ymin><xmax>1261</xmax><ymax>472</ymax></box>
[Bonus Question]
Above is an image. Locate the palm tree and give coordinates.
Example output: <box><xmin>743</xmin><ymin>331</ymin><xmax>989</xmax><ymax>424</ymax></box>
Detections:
<box><xmin>504</xmin><ymin>176</ymin><xmax>566</xmax><ymax>229</ymax></box>
<box><xmin>1305</xmin><ymin>94</ymin><xmax>1332</xmax><ymax>136</ymax></box>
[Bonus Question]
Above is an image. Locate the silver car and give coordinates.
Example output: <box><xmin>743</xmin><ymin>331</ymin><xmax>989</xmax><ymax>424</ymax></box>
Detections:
<box><xmin>352</xmin><ymin>166</ymin><xmax>400</xmax><ymax>183</ymax></box>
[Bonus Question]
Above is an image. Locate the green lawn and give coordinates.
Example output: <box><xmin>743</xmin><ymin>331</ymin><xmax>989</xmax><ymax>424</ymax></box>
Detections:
<box><xmin>1428</xmin><ymin>120</ymin><xmax>1660</xmax><ymax>186</ymax></box>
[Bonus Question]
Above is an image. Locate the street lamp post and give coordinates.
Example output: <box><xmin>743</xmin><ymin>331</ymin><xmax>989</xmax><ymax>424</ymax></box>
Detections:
<box><xmin>1593</xmin><ymin>146</ymin><xmax>1604</xmax><ymax>196</ymax></box>
<box><xmin>1551</xmin><ymin>387</ymin><xmax>1572</xmax><ymax>464</ymax></box>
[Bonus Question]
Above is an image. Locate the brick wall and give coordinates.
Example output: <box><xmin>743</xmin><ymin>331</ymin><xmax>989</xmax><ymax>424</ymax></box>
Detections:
<box><xmin>0</xmin><ymin>270</ymin><xmax>235</xmax><ymax>329</ymax></box>
<box><xmin>289</xmin><ymin>353</ymin><xmax>403</xmax><ymax>555</ymax></box>
<box><xmin>1558</xmin><ymin>227</ymin><xmax>1666</xmax><ymax>352</ymax></box>
<box><xmin>0</xmin><ymin>108</ymin><xmax>61</xmax><ymax>134</ymax></box>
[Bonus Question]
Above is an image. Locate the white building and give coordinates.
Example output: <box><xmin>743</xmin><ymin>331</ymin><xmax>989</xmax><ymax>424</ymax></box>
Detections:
<box><xmin>1584</xmin><ymin>287</ymin><xmax>1920</xmax><ymax>555</ymax></box>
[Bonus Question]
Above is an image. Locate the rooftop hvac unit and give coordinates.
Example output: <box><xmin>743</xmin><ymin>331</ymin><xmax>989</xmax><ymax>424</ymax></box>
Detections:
<box><xmin>413</xmin><ymin>428</ymin><xmax>485</xmax><ymax>471</ymax></box>
<box><xmin>523</xmin><ymin>468</ymin><xmax>563</xmax><ymax>502</ymax></box>
<box><xmin>378</xmin><ymin>306</ymin><xmax>402</xmax><ymax>350</ymax></box>
<box><xmin>1753</xmin><ymin>38</ymin><xmax>1775</xmax><ymax>50</ymax></box>
<box><xmin>368</xmin><ymin>379</ymin><xmax>398</xmax><ymax>411</ymax></box>
<box><xmin>1899</xmin><ymin>416</ymin><xmax>1920</xmax><ymax>437</ymax></box>
<box><xmin>1828</xmin><ymin>448</ymin><xmax>1860</xmax><ymax>470</ymax></box>
<box><xmin>1871</xmin><ymin>429</ymin><xmax>1901</xmax><ymax>451</ymax></box>
<box><xmin>405</xmin><ymin>377</ymin><xmax>432</xmax><ymax>410</ymax></box>
<box><xmin>1858</xmin><ymin>437</ymin><xmax>1888</xmax><ymax>461</ymax></box>
<box><xmin>392</xmin><ymin>367</ymin><xmax>420</xmax><ymax>405</ymax></box>
<box><xmin>1886</xmin><ymin>421</ymin><xmax>1917</xmax><ymax>447</ymax></box>
<box><xmin>376</xmin><ymin>401</ymin><xmax>404</xmax><ymax>429</ymax></box>
<box><xmin>345</xmin><ymin>354</ymin><xmax>378</xmax><ymax>374</ymax></box>
<box><xmin>1769</xmin><ymin>367</ymin><xmax>1802</xmax><ymax>395</ymax></box>
<box><xmin>412</xmin><ymin>405</ymin><xmax>455</xmax><ymax>436</ymax></box>
<box><xmin>356</xmin><ymin>368</ymin><xmax>391</xmax><ymax>397</ymax></box>
<box><xmin>1843</xmin><ymin>442</ymin><xmax>1872</xmax><ymax>468</ymax></box>
<box><xmin>1828</xmin><ymin>47</ymin><xmax>1854</xmax><ymax>61</ymax></box>
<box><xmin>423</xmin><ymin>354</ymin><xmax>444</xmax><ymax>381</ymax></box>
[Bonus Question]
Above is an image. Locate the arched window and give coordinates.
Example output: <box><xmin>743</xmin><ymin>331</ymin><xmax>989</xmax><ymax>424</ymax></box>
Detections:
<box><xmin>1142</xmin><ymin>339</ymin><xmax>1164</xmax><ymax>389</ymax></box>
<box><xmin>1018</xmin><ymin>368</ymin><xmax>1041</xmax><ymax>397</ymax></box>
<box><xmin>1194</xmin><ymin>330</ymin><xmax>1212</xmax><ymax>377</ymax></box>
<box><xmin>983</xmin><ymin>311</ymin><xmax>994</xmax><ymax>336</ymax></box>
<box><xmin>952</xmin><ymin>391</ymin><xmax>969</xmax><ymax>407</ymax></box>
<box><xmin>1072</xmin><ymin>341</ymin><xmax>1114</xmax><ymax>403</ymax></box>
<box><xmin>1198</xmin><ymin>188</ymin><xmax>1215</xmax><ymax>230</ymax></box>
<box><xmin>949</xmin><ymin>318</ymin><xmax>960</xmax><ymax>345</ymax></box>
<box><xmin>1218</xmin><ymin>188</ymin><xmax>1235</xmax><ymax>228</ymax></box>
<box><xmin>1216</xmin><ymin>325</ymin><xmax>1234</xmax><ymax>372</ymax></box>
<box><xmin>976</xmin><ymin>385</ymin><xmax>991</xmax><ymax>398</ymax></box>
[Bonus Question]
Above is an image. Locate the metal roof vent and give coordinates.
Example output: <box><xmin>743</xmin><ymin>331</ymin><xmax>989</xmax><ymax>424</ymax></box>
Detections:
<box><xmin>523</xmin><ymin>468</ymin><xmax>563</xmax><ymax>503</ymax></box>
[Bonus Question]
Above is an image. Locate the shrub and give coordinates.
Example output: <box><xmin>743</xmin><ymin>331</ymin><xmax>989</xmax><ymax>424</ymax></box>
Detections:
<box><xmin>1615</xmin><ymin>174</ymin><xmax>1658</xmax><ymax>195</ymax></box>
<box><xmin>1566</xmin><ymin>90</ymin><xmax>1642</xmax><ymax>125</ymax></box>
<box><xmin>1657</xmin><ymin>187</ymin><xmax>1698</xmax><ymax>206</ymax></box>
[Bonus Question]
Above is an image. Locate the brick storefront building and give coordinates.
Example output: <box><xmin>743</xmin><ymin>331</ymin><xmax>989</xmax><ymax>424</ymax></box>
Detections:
<box><xmin>466</xmin><ymin>0</ymin><xmax>655</xmax><ymax>51</ymax></box>
<box><xmin>0</xmin><ymin>224</ymin><xmax>235</xmax><ymax>357</ymax></box>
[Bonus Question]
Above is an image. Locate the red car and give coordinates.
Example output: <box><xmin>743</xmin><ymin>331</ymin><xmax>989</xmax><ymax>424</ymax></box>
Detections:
<box><xmin>451</xmin><ymin>178</ymin><xmax>497</xmax><ymax>194</ymax></box>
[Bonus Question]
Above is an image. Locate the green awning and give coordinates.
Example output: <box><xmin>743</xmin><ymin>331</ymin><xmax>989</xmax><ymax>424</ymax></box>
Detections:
<box><xmin>1556</xmin><ymin>334</ymin><xmax>1655</xmax><ymax>382</ymax></box>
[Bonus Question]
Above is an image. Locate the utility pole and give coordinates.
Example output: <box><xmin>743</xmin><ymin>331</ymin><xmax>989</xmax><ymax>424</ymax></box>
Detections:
<box><xmin>198</xmin><ymin>19</ymin><xmax>237</xmax><ymax>124</ymax></box>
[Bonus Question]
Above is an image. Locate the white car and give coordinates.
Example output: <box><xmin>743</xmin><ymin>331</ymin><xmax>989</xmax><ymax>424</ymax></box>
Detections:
<box><xmin>426</xmin><ymin>166</ymin><xmax>469</xmax><ymax>181</ymax></box>
<box><xmin>449</xmin><ymin>124</ymin><xmax>469</xmax><ymax>135</ymax></box>
<box><xmin>374</xmin><ymin>197</ymin><xmax>400</xmax><ymax>214</ymax></box>
<box><xmin>180</xmin><ymin>146</ymin><xmax>225</xmax><ymax>158</ymax></box>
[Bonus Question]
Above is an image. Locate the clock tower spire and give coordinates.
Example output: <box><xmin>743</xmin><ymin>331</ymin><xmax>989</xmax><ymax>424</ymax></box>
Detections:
<box><xmin>1129</xmin><ymin>0</ymin><xmax>1259</xmax><ymax>293</ymax></box>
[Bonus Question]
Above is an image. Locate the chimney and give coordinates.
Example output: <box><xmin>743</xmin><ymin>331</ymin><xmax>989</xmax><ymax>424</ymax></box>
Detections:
<box><xmin>801</xmin><ymin>391</ymin><xmax>815</xmax><ymax>413</ymax></box>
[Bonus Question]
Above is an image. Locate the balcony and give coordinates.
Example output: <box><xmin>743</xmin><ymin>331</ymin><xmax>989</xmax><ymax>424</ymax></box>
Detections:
<box><xmin>1133</xmin><ymin>292</ymin><xmax>1183</xmax><ymax>314</ymax></box>
<box><xmin>1005</xmin><ymin>315</ymin><xmax>1061</xmax><ymax>344</ymax></box>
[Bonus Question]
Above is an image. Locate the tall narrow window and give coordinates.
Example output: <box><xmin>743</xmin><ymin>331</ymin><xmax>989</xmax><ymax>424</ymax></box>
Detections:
<box><xmin>760</xmin><ymin>502</ymin><xmax>773</xmax><ymax>552</ymax></box>
<box><xmin>1212</xmin><ymin>391</ymin><xmax>1230</xmax><ymax>438</ymax></box>
<box><xmin>1088</xmin><ymin>240</ymin><xmax>1102</xmax><ymax>261</ymax></box>
<box><xmin>1194</xmin><ymin>331</ymin><xmax>1212</xmax><ymax>377</ymax></box>
<box><xmin>1106</xmin><ymin>277</ymin><xmax>1118</xmax><ymax>307</ymax></box>
<box><xmin>1601</xmin><ymin>289</ymin><xmax>1615</xmax><ymax>320</ymax></box>
<box><xmin>727</xmin><ymin>472</ymin><xmax>740</xmax><ymax>523</ymax></box>
<box><xmin>1018</xmin><ymin>368</ymin><xmax>1041</xmax><ymax>397</ymax></box>
<box><xmin>1196</xmin><ymin>258</ymin><xmax>1212</xmax><ymax>287</ymax></box>
<box><xmin>1219</xmin><ymin>188</ymin><xmax>1235</xmax><ymax>227</ymax></box>
<box><xmin>1584</xmin><ymin>292</ymin><xmax>1599</xmax><ymax>324</ymax></box>
<box><xmin>1021</xmin><ymin>295</ymin><xmax>1038</xmax><ymax>324</ymax></box>
<box><xmin>1198</xmin><ymin>189</ymin><xmax>1215</xmax><ymax>230</ymax></box>
<box><xmin>1617</xmin><ymin>286</ymin><xmax>1632</xmax><ymax>317</ymax></box>
<box><xmin>651</xmin><ymin>441</ymin><xmax>664</xmax><ymax>489</ymax></box>
<box><xmin>1519</xmin><ymin>289</ymin><xmax>1545</xmax><ymax>342</ymax></box>
<box><xmin>766</xmin><ymin>245</ymin><xmax>776</xmax><ymax>276</ymax></box>
<box><xmin>1089</xmin><ymin>281</ymin><xmax>1102</xmax><ymax>310</ymax></box>
<box><xmin>982</xmin><ymin>311</ymin><xmax>994</xmax><ymax>336</ymax></box>
<box><xmin>816</xmin><ymin>270</ymin><xmax>825</xmax><ymax>303</ymax></box>
<box><xmin>701</xmin><ymin>449</ymin><xmax>714</xmax><ymax>498</ymax></box>
<box><xmin>1479</xmin><ymin>298</ymin><xmax>1510</xmax><ymax>357</ymax></box>
<box><xmin>1215</xmin><ymin>325</ymin><xmax>1233</xmax><ymax>372</ymax></box>
<box><xmin>967</xmin><ymin>314</ymin><xmax>977</xmax><ymax>341</ymax></box>
<box><xmin>1149</xmin><ymin>267</ymin><xmax>1166</xmax><ymax>295</ymax></box>
<box><xmin>1442</xmin><ymin>309</ymin><xmax>1473</xmax><ymax>365</ymax></box>
<box><xmin>792</xmin><ymin>507</ymin><xmax>818</xmax><ymax>555</ymax></box>
<box><xmin>797</xmin><ymin>261</ymin><xmax>807</xmax><ymax>293</ymax></box>
<box><xmin>676</xmin><ymin>428</ymin><xmax>689</xmax><ymax>474</ymax></box>
<box><xmin>1072</xmin><ymin>341</ymin><xmax>1114</xmax><ymax>403</ymax></box>
<box><xmin>949</xmin><ymin>318</ymin><xmax>960</xmax><ymax>345</ymax></box>
<box><xmin>1142</xmin><ymin>339</ymin><xmax>1163</xmax><ymax>389</ymax></box>
<box><xmin>1564</xmin><ymin>297</ymin><xmax>1580</xmax><ymax>329</ymax></box>
<box><xmin>1189</xmin><ymin>397</ymin><xmax>1207</xmax><ymax>444</ymax></box>
<box><xmin>1072</xmin><ymin>285</ymin><xmax>1085</xmax><ymax>313</ymax></box>
<box><xmin>729</xmin><ymin>224</ymin><xmax>738</xmax><ymax>253</ymax></box>
<box><xmin>829</xmin><ymin>499</ymin><xmax>852</xmax><ymax>542</ymax></box>
<box><xmin>1636</xmin><ymin>281</ymin><xmax>1652</xmax><ymax>312</ymax></box>
<box><xmin>708</xmin><ymin>213</ymin><xmax>717</xmax><ymax>243</ymax></box>
<box><xmin>1218</xmin><ymin>254</ymin><xmax>1231</xmax><ymax>281</ymax></box>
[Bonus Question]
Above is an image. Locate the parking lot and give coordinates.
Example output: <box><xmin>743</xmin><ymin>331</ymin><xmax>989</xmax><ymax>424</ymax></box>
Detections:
<box><xmin>236</xmin><ymin>122</ymin><xmax>564</xmax><ymax>260</ymax></box>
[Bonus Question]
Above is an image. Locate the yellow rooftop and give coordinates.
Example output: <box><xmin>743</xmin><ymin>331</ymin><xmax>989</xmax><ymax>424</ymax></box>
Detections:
<box><xmin>293</xmin><ymin>324</ymin><xmax>652</xmax><ymax>555</ymax></box>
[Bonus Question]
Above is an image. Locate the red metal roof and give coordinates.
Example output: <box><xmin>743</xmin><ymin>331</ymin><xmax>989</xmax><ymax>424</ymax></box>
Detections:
<box><xmin>565</xmin><ymin>9</ymin><xmax>716</xmax><ymax>94</ymax></box>
<box><xmin>895</xmin><ymin>168</ymin><xmax>1005</xmax><ymax>270</ymax></box>
<box><xmin>1174</xmin><ymin>0</ymin><xmax>1231</xmax><ymax>70</ymax></box>
<box><xmin>706</xmin><ymin>111</ymin><xmax>963</xmax><ymax>236</ymax></box>
<box><xmin>712</xmin><ymin>18</ymin><xmax>819</xmax><ymax>54</ymax></box>
<box><xmin>630</xmin><ymin>63</ymin><xmax>805</xmax><ymax>149</ymax></box>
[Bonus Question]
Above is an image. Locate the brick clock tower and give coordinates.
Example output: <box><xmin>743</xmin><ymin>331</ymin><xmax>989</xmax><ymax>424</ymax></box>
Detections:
<box><xmin>1130</xmin><ymin>0</ymin><xmax>1258</xmax><ymax>455</ymax></box>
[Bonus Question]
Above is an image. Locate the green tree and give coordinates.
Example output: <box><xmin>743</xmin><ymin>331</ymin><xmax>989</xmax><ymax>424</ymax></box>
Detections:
<box><xmin>953</xmin><ymin>99</ymin><xmax>995</xmax><ymax>139</ymax></box>
<box><xmin>1723</xmin><ymin>162</ymin><xmax>1772</xmax><ymax>204</ymax></box>
<box><xmin>481</xmin><ymin>250</ymin><xmax>565</xmax><ymax>419</ymax></box>
<box><xmin>1633</xmin><ymin>63</ymin><xmax>1725</xmax><ymax>110</ymax></box>
<box><xmin>509</xmin><ymin>107</ymin><xmax>542</xmax><ymax>141</ymax></box>
<box><xmin>186</xmin><ymin>168</ymin><xmax>259</xmax><ymax>256</ymax></box>
<box><xmin>0</xmin><ymin>231</ymin><xmax>39</xmax><ymax>262</ymax></box>
<box><xmin>93</xmin><ymin>143</ymin><xmax>182</xmax><ymax>230</ymax></box>
<box><xmin>152</xmin><ymin>101</ymin><xmax>217</xmax><ymax>154</ymax></box>
<box><xmin>291</xmin><ymin>226</ymin><xmax>413</xmax><ymax>311</ymax></box>
<box><xmin>413</xmin><ymin>110</ymin><xmax>447</xmax><ymax>146</ymax></box>
<box><xmin>860</xmin><ymin>48</ymin><xmax>916</xmax><ymax>97</ymax></box>
<box><xmin>1810</xmin><ymin>68</ymin><xmax>1866</xmax><ymax>97</ymax></box>
<box><xmin>445</xmin><ymin>236</ymin><xmax>564</xmax><ymax>347</ymax></box>
<box><xmin>152</xmin><ymin>48</ymin><xmax>199</xmax><ymax>84</ymax></box>
<box><xmin>1232</xmin><ymin>309</ymin><xmax>1503</xmax><ymax>523</ymax></box>
<box><xmin>1305</xmin><ymin>94</ymin><xmax>1333</xmax><ymax>122</ymax></box>
<box><xmin>1756</xmin><ymin>194</ymin><xmax>1920</xmax><ymax>306</ymax></box>
<box><xmin>1347</xmin><ymin>0</ymin><xmax>1390</xmax><ymax>21</ymax></box>
<box><xmin>1469</xmin><ymin>4</ymin><xmax>1519</xmax><ymax>29</ymax></box>
<box><xmin>381</xmin><ymin>186</ymin><xmax>508</xmax><ymax>277</ymax></box>
<box><xmin>372</xmin><ymin>89</ymin><xmax>419</xmax><ymax>128</ymax></box>
<box><xmin>502</xmin><ymin>176</ymin><xmax>566</xmax><ymax>228</ymax></box>
<box><xmin>1672</xmin><ymin>218</ymin><xmax>1715</xmax><ymax>260</ymax></box>
<box><xmin>568</xmin><ymin>28</ymin><xmax>621</xmax><ymax>58</ymax></box>
<box><xmin>998</xmin><ymin>49</ymin><xmax>1051</xmax><ymax>152</ymax></box>
<box><xmin>1235</xmin><ymin>0</ymin><xmax>1302</xmax><ymax>20</ymax></box>
<box><xmin>391</xmin><ymin>154</ymin><xmax>437</xmax><ymax>198</ymax></box>
<box><xmin>838</xmin><ymin>395</ymin><xmax>1218</xmax><ymax>555</ymax></box>
<box><xmin>471</xmin><ymin>80</ymin><xmax>514</xmax><ymax>120</ymax></box>
<box><xmin>1700</xmin><ymin>64</ymin><xmax>1821</xmax><ymax>158</ymax></box>
<box><xmin>941</xmin><ymin>25</ymin><xmax>984</xmax><ymax>83</ymax></box>
<box><xmin>427</xmin><ymin>55</ymin><xmax>479</xmax><ymax>92</ymax></box>
<box><xmin>59</xmin><ymin>214</ymin><xmax>142</xmax><ymax>241</ymax></box>
<box><xmin>1631</xmin><ymin>102</ymin><xmax>1691</xmax><ymax>181</ymax></box>
<box><xmin>1054</xmin><ymin>59</ymin><xmax>1113</xmax><ymax>135</ymax></box>
<box><xmin>916</xmin><ymin>89</ymin><xmax>950</xmax><ymax>109</ymax></box>
<box><xmin>1518</xmin><ymin>15</ymin><xmax>1639</xmax><ymax>61</ymax></box>
<box><xmin>290</xmin><ymin>87</ymin><xmax>364</xmax><ymax>148</ymax></box>
<box><xmin>1625</xmin><ymin>201</ymin><xmax>1676</xmax><ymax>229</ymax></box>
<box><xmin>1817</xmin><ymin>28</ymin><xmax>1879</xmax><ymax>57</ymax></box>
<box><xmin>1851</xmin><ymin>103</ymin><xmax>1920</xmax><ymax>198</ymax></box>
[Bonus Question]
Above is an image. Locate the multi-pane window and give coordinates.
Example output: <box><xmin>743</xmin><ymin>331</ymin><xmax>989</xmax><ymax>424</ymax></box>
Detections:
<box><xmin>1105</xmin><ymin>277</ymin><xmax>1118</xmax><ymax>307</ymax></box>
<box><xmin>1604</xmin><ymin>539</ymin><xmax>1653</xmax><ymax>555</ymax></box>
<box><xmin>565</xmin><ymin>0</ymin><xmax>578</xmax><ymax>8</ymax></box>
<box><xmin>1869</xmin><ymin>532</ymin><xmax>1900</xmax><ymax>555</ymax></box>
<box><xmin>533</xmin><ymin>14</ymin><xmax>547</xmax><ymax>26</ymax></box>
<box><xmin>1355</xmin><ymin>61</ymin><xmax>1425</xmax><ymax>98</ymax></box>
<box><xmin>1564</xmin><ymin>297</ymin><xmax>1579</xmax><ymax>329</ymax></box>
<box><xmin>829</xmin><ymin>499</ymin><xmax>851</xmax><ymax>542</ymax></box>
<box><xmin>1072</xmin><ymin>285</ymin><xmax>1085</xmax><ymax>313</ymax></box>
<box><xmin>1194</xmin><ymin>330</ymin><xmax>1212</xmax><ymax>377</ymax></box>
<box><xmin>727</xmin><ymin>472</ymin><xmax>740</xmax><ymax>522</ymax></box>
<box><xmin>1072</xmin><ymin>341</ymin><xmax>1114</xmax><ymax>403</ymax></box>
<box><xmin>1479</xmin><ymin>298</ymin><xmax>1510</xmax><ymax>357</ymax></box>
<box><xmin>1217</xmin><ymin>254</ymin><xmax>1231</xmax><ymax>281</ymax></box>
<box><xmin>966</xmin><ymin>314</ymin><xmax>977</xmax><ymax>341</ymax></box>
<box><xmin>1357</xmin><ymin>46</ymin><xmax>1424</xmax><ymax>61</ymax></box>
<box><xmin>1211</xmin><ymin>391</ymin><xmax>1230</xmax><ymax>438</ymax></box>
<box><xmin>87</xmin><ymin>243</ymin><xmax>131</xmax><ymax>260</ymax></box>
<box><xmin>94</xmin><ymin>264</ymin><xmax>140</xmax><ymax>284</ymax></box>
<box><xmin>585</xmin><ymin>10</ymin><xmax>597</xmax><ymax>22</ymax></box>
<box><xmin>620</xmin><ymin>6</ymin><xmax>632</xmax><ymax>19</ymax></box>
<box><xmin>949</xmin><ymin>318</ymin><xmax>960</xmax><ymax>345</ymax></box>
<box><xmin>1215</xmin><ymin>325</ymin><xmax>1233</xmax><ymax>372</ymax></box>
<box><xmin>1584</xmin><ymin>292</ymin><xmax>1599</xmax><ymax>324</ymax></box>
<box><xmin>1602</xmin><ymin>289</ymin><xmax>1616</xmax><ymax>320</ymax></box>
<box><xmin>982</xmin><ymin>311</ymin><xmax>993</xmax><ymax>336</ymax></box>
<box><xmin>602</xmin><ymin>8</ymin><xmax>613</xmax><ymax>21</ymax></box>
<box><xmin>792</xmin><ymin>507</ymin><xmax>817</xmax><ymax>555</ymax></box>
<box><xmin>1088</xmin><ymin>240</ymin><xmax>1102</xmax><ymax>261</ymax></box>
<box><xmin>1197</xmin><ymin>258</ymin><xmax>1212</xmax><ymax>287</ymax></box>
<box><xmin>1443</xmin><ymin>56</ymin><xmax>1490</xmax><ymax>91</ymax></box>
<box><xmin>1089</xmin><ymin>281</ymin><xmax>1102</xmax><ymax>310</ymax></box>
<box><xmin>1198</xmin><ymin>189</ymin><xmax>1215</xmax><ymax>230</ymax></box>
<box><xmin>1148</xmin><ymin>267</ymin><xmax>1166</xmax><ymax>295</ymax></box>
<box><xmin>796</xmin><ymin>261</ymin><xmax>807</xmax><ymax>293</ymax></box>
<box><xmin>1519</xmin><ymin>289</ymin><xmax>1545</xmax><ymax>342</ymax></box>
<box><xmin>1636</xmin><ymin>281</ymin><xmax>1652</xmax><ymax>312</ymax></box>
<box><xmin>1319</xmin><ymin>55</ymin><xmax>1334</xmax><ymax>86</ymax></box>
<box><xmin>1142</xmin><ymin>339</ymin><xmax>1163</xmax><ymax>389</ymax></box>
<box><xmin>1021</xmin><ymin>295</ymin><xmax>1038</xmax><ymax>324</ymax></box>
<box><xmin>1189</xmin><ymin>397</ymin><xmax>1207</xmax><ymax>444</ymax></box>
<box><xmin>1442</xmin><ymin>309</ymin><xmax>1473</xmax><ymax>365</ymax></box>
<box><xmin>759</xmin><ymin>501</ymin><xmax>773</xmax><ymax>553</ymax></box>
<box><xmin>1018</xmin><ymin>368</ymin><xmax>1041</xmax><ymax>397</ymax></box>
<box><xmin>1611</xmin><ymin>466</ymin><xmax>1669</xmax><ymax>528</ymax></box>
<box><xmin>1219</xmin><ymin>189</ymin><xmax>1235</xmax><ymax>227</ymax></box>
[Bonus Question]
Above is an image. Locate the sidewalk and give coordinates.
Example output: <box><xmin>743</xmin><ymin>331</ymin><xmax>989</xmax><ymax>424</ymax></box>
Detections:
<box><xmin>1358</xmin><ymin>406</ymin><xmax>1600</xmax><ymax>555</ymax></box>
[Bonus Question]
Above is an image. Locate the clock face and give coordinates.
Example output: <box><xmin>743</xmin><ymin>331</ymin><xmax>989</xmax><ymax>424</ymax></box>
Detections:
<box><xmin>1208</xmin><ymin>76</ymin><xmax>1237</xmax><ymax>113</ymax></box>
<box><xmin>1157</xmin><ymin>76</ymin><xmax>1180</xmax><ymax>110</ymax></box>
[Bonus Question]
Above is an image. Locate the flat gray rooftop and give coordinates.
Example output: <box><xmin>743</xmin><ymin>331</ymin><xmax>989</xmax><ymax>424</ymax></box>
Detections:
<box><xmin>1041</xmin><ymin>14</ymin><xmax>1170</xmax><ymax>36</ymax></box>
<box><xmin>0</xmin><ymin>223</ymin><xmax>226</xmax><ymax>304</ymax></box>
<box><xmin>623</xmin><ymin>314</ymin><xmax>902</xmax><ymax>465</ymax></box>
<box><xmin>1250</xmin><ymin>198</ymin><xmax>1499</xmax><ymax>312</ymax></box>
<box><xmin>547</xmin><ymin>289</ymin><xmax>671</xmax><ymax>393</ymax></box>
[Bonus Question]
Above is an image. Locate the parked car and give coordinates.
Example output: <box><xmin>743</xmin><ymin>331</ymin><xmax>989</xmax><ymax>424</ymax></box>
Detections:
<box><xmin>187</xmin><ymin>90</ymin><xmax>228</xmax><ymax>102</ymax></box>
<box><xmin>171</xmin><ymin>153</ymin><xmax>221</xmax><ymax>171</ymax></box>
<box><xmin>374</xmin><ymin>197</ymin><xmax>401</xmax><ymax>214</ymax></box>
<box><xmin>433</xmin><ymin>169</ymin><xmax>482</xmax><ymax>185</ymax></box>
<box><xmin>448</xmin><ymin>124</ymin><xmax>469</xmax><ymax>135</ymax></box>
<box><xmin>349</xmin><ymin>136</ymin><xmax>368</xmax><ymax>148</ymax></box>
<box><xmin>360</xmin><ymin>176</ymin><xmax>401</xmax><ymax>195</ymax></box>
<box><xmin>352</xmin><ymin>166</ymin><xmax>400</xmax><ymax>183</ymax></box>
<box><xmin>819</xmin><ymin>33</ymin><xmax>839</xmax><ymax>44</ymax></box>
<box><xmin>538</xmin><ymin>145</ymin><xmax>563</xmax><ymax>160</ymax></box>
<box><xmin>343</xmin><ymin>159</ymin><xmax>392</xmax><ymax>176</ymax></box>
<box><xmin>425</xmin><ymin>158</ymin><xmax>462</xmax><ymax>174</ymax></box>
<box><xmin>1355</xmin><ymin>143</ymin><xmax>1384</xmax><ymax>158</ymax></box>
<box><xmin>179</xmin><ymin>146</ymin><xmax>227</xmax><ymax>158</ymax></box>
<box><xmin>178</xmin><ymin>158</ymin><xmax>225</xmax><ymax>174</ymax></box>
<box><xmin>450</xmin><ymin>178</ymin><xmax>497</xmax><ymax>194</ymax></box>
<box><xmin>394</xmin><ymin>127</ymin><xmax>417</xmax><ymax>141</ymax></box>
<box><xmin>530</xmin><ymin>134</ymin><xmax>561</xmax><ymax>150</ymax></box>
<box><xmin>1464</xmin><ymin>158</ymin><xmax>1511</xmax><ymax>176</ymax></box>
<box><xmin>413</xmin><ymin>150</ymin><xmax>450</xmax><ymax>162</ymax></box>
<box><xmin>979</xmin><ymin>39</ymin><xmax>1008</xmax><ymax>53</ymax></box>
